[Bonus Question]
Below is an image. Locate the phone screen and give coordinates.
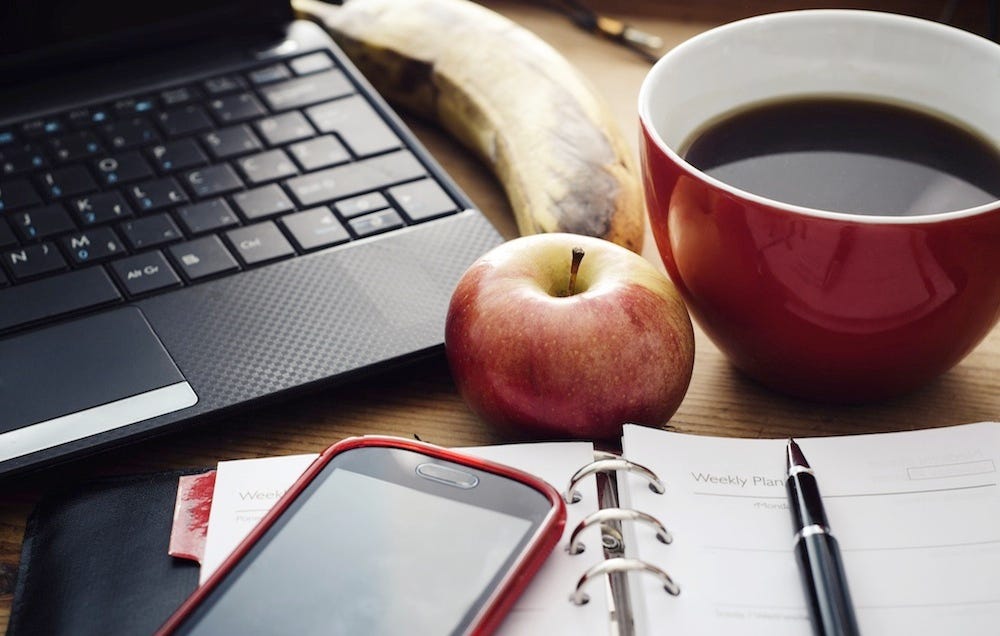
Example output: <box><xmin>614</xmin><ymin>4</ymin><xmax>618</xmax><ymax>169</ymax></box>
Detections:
<box><xmin>174</xmin><ymin>446</ymin><xmax>553</xmax><ymax>635</ymax></box>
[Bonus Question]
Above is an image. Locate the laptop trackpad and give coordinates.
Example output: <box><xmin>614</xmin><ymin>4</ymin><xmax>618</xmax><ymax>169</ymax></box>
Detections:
<box><xmin>0</xmin><ymin>307</ymin><xmax>197</xmax><ymax>461</ymax></box>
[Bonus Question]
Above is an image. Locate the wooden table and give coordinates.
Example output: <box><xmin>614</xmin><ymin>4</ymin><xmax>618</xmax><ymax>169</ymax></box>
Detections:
<box><xmin>1</xmin><ymin>2</ymin><xmax>997</xmax><ymax>630</ymax></box>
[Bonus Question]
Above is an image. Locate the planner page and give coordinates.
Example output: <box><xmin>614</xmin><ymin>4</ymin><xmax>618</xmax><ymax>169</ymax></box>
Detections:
<box><xmin>620</xmin><ymin>422</ymin><xmax>1000</xmax><ymax>636</ymax></box>
<box><xmin>463</xmin><ymin>443</ymin><xmax>609</xmax><ymax>636</ymax></box>
<box><xmin>201</xmin><ymin>453</ymin><xmax>319</xmax><ymax>584</ymax></box>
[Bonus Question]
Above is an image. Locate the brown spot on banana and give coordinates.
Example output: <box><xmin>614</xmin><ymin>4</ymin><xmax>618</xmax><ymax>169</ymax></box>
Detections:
<box><xmin>293</xmin><ymin>0</ymin><xmax>645</xmax><ymax>252</ymax></box>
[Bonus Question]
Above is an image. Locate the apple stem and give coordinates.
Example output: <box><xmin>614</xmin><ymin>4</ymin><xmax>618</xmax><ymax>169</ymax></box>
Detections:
<box><xmin>567</xmin><ymin>247</ymin><xmax>585</xmax><ymax>296</ymax></box>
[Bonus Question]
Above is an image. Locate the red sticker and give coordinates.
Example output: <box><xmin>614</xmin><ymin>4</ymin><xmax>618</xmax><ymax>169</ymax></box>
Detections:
<box><xmin>168</xmin><ymin>470</ymin><xmax>217</xmax><ymax>564</ymax></box>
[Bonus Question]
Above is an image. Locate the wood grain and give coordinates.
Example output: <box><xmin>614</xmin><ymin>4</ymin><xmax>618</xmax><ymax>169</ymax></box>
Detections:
<box><xmin>1</xmin><ymin>2</ymin><xmax>997</xmax><ymax>630</ymax></box>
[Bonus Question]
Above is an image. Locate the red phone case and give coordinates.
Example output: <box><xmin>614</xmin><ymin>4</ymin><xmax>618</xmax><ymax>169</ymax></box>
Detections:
<box><xmin>157</xmin><ymin>436</ymin><xmax>567</xmax><ymax>636</ymax></box>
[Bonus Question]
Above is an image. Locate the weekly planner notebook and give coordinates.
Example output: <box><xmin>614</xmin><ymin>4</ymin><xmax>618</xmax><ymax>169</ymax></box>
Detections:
<box><xmin>199</xmin><ymin>422</ymin><xmax>1000</xmax><ymax>635</ymax></box>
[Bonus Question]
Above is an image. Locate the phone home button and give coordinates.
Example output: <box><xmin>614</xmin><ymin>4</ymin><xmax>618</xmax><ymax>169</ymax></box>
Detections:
<box><xmin>415</xmin><ymin>462</ymin><xmax>480</xmax><ymax>489</ymax></box>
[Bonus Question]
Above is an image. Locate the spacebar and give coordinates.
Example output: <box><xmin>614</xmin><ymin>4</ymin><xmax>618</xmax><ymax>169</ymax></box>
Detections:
<box><xmin>0</xmin><ymin>267</ymin><xmax>122</xmax><ymax>332</ymax></box>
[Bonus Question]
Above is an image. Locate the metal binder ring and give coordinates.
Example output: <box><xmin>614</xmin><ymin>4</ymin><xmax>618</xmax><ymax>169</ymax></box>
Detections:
<box><xmin>567</xmin><ymin>508</ymin><xmax>672</xmax><ymax>555</ymax></box>
<box><xmin>563</xmin><ymin>458</ymin><xmax>665</xmax><ymax>504</ymax></box>
<box><xmin>570</xmin><ymin>557</ymin><xmax>680</xmax><ymax>605</ymax></box>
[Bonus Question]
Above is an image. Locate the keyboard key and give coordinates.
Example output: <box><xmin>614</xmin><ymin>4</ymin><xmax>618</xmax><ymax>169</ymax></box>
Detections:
<box><xmin>248</xmin><ymin>63</ymin><xmax>292</xmax><ymax>85</ymax></box>
<box><xmin>348</xmin><ymin>208</ymin><xmax>405</xmax><ymax>238</ymax></box>
<box><xmin>148</xmin><ymin>139</ymin><xmax>208</xmax><ymax>173</ymax></box>
<box><xmin>334</xmin><ymin>192</ymin><xmax>390</xmax><ymax>218</ymax></box>
<box><xmin>203</xmin><ymin>75</ymin><xmax>247</xmax><ymax>95</ymax></box>
<box><xmin>22</xmin><ymin>118</ymin><xmax>63</xmax><ymax>138</ymax></box>
<box><xmin>232</xmin><ymin>184</ymin><xmax>295</xmax><ymax>220</ymax></box>
<box><xmin>92</xmin><ymin>151</ymin><xmax>154</xmax><ymax>186</ymax></box>
<box><xmin>285</xmin><ymin>150</ymin><xmax>426</xmax><ymax>208</ymax></box>
<box><xmin>136</xmin><ymin>97</ymin><xmax>157</xmax><ymax>114</ymax></box>
<box><xmin>1</xmin><ymin>143</ymin><xmax>47</xmax><ymax>176</ymax></box>
<box><xmin>183</xmin><ymin>164</ymin><xmax>243</xmax><ymax>198</ymax></box>
<box><xmin>43</xmin><ymin>119</ymin><xmax>65</xmax><ymax>135</ymax></box>
<box><xmin>0</xmin><ymin>267</ymin><xmax>121</xmax><ymax>331</ymax></box>
<box><xmin>0</xmin><ymin>129</ymin><xmax>16</xmax><ymax>145</ymax></box>
<box><xmin>226</xmin><ymin>222</ymin><xmax>295</xmax><ymax>266</ymax></box>
<box><xmin>168</xmin><ymin>235</ymin><xmax>239</xmax><ymax>281</ymax></box>
<box><xmin>11</xmin><ymin>204</ymin><xmax>75</xmax><ymax>242</ymax></box>
<box><xmin>287</xmin><ymin>135</ymin><xmax>350</xmax><ymax>172</ymax></box>
<box><xmin>102</xmin><ymin>117</ymin><xmax>161</xmax><ymax>150</ymax></box>
<box><xmin>89</xmin><ymin>108</ymin><xmax>112</xmax><ymax>126</ymax></box>
<box><xmin>19</xmin><ymin>120</ymin><xmax>43</xmax><ymax>137</ymax></box>
<box><xmin>19</xmin><ymin>123</ymin><xmax>49</xmax><ymax>138</ymax></box>
<box><xmin>135</xmin><ymin>95</ymin><xmax>156</xmax><ymax>113</ymax></box>
<box><xmin>176</xmin><ymin>198</ymin><xmax>239</xmax><ymax>235</ymax></box>
<box><xmin>281</xmin><ymin>207</ymin><xmax>350</xmax><ymax>251</ymax></box>
<box><xmin>71</xmin><ymin>192</ymin><xmax>133</xmax><ymax>227</ymax></box>
<box><xmin>2</xmin><ymin>242</ymin><xmax>66</xmax><ymax>280</ymax></box>
<box><xmin>389</xmin><ymin>179</ymin><xmax>458</xmax><ymax>222</ymax></box>
<box><xmin>259</xmin><ymin>70</ymin><xmax>354</xmax><ymax>112</ymax></box>
<box><xmin>0</xmin><ymin>220</ymin><xmax>16</xmax><ymax>248</ymax></box>
<box><xmin>61</xmin><ymin>227</ymin><xmax>126</xmax><ymax>265</ymax></box>
<box><xmin>254</xmin><ymin>111</ymin><xmax>316</xmax><ymax>147</ymax></box>
<box><xmin>128</xmin><ymin>177</ymin><xmax>189</xmax><ymax>212</ymax></box>
<box><xmin>67</xmin><ymin>108</ymin><xmax>96</xmax><ymax>129</ymax></box>
<box><xmin>48</xmin><ymin>131</ymin><xmax>103</xmax><ymax>163</ymax></box>
<box><xmin>202</xmin><ymin>125</ymin><xmax>262</xmax><ymax>160</ymax></box>
<box><xmin>21</xmin><ymin>119</ymin><xmax>45</xmax><ymax>137</ymax></box>
<box><xmin>237</xmin><ymin>149</ymin><xmax>298</xmax><ymax>185</ymax></box>
<box><xmin>161</xmin><ymin>86</ymin><xmax>199</xmax><ymax>106</ymax></box>
<box><xmin>108</xmin><ymin>98</ymin><xmax>136</xmax><ymax>116</ymax></box>
<box><xmin>157</xmin><ymin>105</ymin><xmax>213</xmax><ymax>137</ymax></box>
<box><xmin>290</xmin><ymin>52</ymin><xmax>334</xmax><ymax>76</ymax></box>
<box><xmin>38</xmin><ymin>165</ymin><xmax>98</xmax><ymax>199</ymax></box>
<box><xmin>93</xmin><ymin>108</ymin><xmax>114</xmax><ymax>124</ymax></box>
<box><xmin>0</xmin><ymin>178</ymin><xmax>42</xmax><ymax>210</ymax></box>
<box><xmin>110</xmin><ymin>250</ymin><xmax>181</xmax><ymax>296</ymax></box>
<box><xmin>306</xmin><ymin>96</ymin><xmax>401</xmax><ymax>157</ymax></box>
<box><xmin>208</xmin><ymin>92</ymin><xmax>267</xmax><ymax>125</ymax></box>
<box><xmin>113</xmin><ymin>97</ymin><xmax>156</xmax><ymax>117</ymax></box>
<box><xmin>120</xmin><ymin>213</ymin><xmax>183</xmax><ymax>250</ymax></box>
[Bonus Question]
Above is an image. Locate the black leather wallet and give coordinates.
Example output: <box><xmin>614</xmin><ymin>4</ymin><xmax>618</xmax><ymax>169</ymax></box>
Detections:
<box><xmin>8</xmin><ymin>470</ymin><xmax>202</xmax><ymax>635</ymax></box>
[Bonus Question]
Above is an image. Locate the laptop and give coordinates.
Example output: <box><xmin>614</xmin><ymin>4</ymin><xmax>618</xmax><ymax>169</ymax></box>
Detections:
<box><xmin>0</xmin><ymin>0</ymin><xmax>504</xmax><ymax>478</ymax></box>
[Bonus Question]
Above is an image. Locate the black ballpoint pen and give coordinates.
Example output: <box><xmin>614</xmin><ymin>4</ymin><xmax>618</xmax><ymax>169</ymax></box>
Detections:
<box><xmin>786</xmin><ymin>439</ymin><xmax>861</xmax><ymax>636</ymax></box>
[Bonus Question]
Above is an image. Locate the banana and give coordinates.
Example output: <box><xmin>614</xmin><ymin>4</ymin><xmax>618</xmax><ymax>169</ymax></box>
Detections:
<box><xmin>293</xmin><ymin>0</ymin><xmax>645</xmax><ymax>252</ymax></box>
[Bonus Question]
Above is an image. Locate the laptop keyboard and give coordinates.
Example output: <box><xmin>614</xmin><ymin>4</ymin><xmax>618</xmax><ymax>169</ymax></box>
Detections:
<box><xmin>0</xmin><ymin>51</ymin><xmax>462</xmax><ymax>333</ymax></box>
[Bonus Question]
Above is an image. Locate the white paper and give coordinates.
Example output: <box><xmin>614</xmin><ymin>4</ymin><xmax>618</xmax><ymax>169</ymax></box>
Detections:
<box><xmin>620</xmin><ymin>422</ymin><xmax>1000</xmax><ymax>636</ymax></box>
<box><xmin>460</xmin><ymin>443</ymin><xmax>609</xmax><ymax>636</ymax></box>
<box><xmin>199</xmin><ymin>453</ymin><xmax>318</xmax><ymax>584</ymax></box>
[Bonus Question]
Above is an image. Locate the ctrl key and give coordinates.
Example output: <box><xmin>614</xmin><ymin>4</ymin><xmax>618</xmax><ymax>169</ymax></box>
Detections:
<box><xmin>110</xmin><ymin>251</ymin><xmax>182</xmax><ymax>297</ymax></box>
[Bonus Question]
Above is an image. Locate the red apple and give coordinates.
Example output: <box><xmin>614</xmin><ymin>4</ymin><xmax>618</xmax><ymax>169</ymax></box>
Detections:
<box><xmin>445</xmin><ymin>233</ymin><xmax>695</xmax><ymax>440</ymax></box>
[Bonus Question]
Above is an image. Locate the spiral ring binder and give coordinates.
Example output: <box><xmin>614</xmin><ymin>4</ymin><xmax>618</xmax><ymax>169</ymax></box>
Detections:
<box><xmin>570</xmin><ymin>557</ymin><xmax>681</xmax><ymax>605</ymax></box>
<box><xmin>562</xmin><ymin>453</ymin><xmax>680</xmax><ymax>628</ymax></box>
<box><xmin>563</xmin><ymin>457</ymin><xmax>665</xmax><ymax>504</ymax></box>
<box><xmin>567</xmin><ymin>508</ymin><xmax>672</xmax><ymax>555</ymax></box>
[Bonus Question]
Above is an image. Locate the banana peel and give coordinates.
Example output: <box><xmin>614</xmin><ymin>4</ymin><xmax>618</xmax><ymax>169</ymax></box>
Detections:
<box><xmin>293</xmin><ymin>0</ymin><xmax>645</xmax><ymax>252</ymax></box>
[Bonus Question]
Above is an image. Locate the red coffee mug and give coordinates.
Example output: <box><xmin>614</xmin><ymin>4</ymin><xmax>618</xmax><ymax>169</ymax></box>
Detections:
<box><xmin>640</xmin><ymin>10</ymin><xmax>1000</xmax><ymax>402</ymax></box>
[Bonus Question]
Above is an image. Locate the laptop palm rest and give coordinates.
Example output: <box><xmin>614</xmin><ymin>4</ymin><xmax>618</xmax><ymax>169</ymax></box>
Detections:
<box><xmin>0</xmin><ymin>307</ymin><xmax>197</xmax><ymax>462</ymax></box>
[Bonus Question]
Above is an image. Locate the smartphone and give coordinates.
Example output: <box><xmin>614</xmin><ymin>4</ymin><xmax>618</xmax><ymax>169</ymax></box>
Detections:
<box><xmin>157</xmin><ymin>436</ymin><xmax>566</xmax><ymax>636</ymax></box>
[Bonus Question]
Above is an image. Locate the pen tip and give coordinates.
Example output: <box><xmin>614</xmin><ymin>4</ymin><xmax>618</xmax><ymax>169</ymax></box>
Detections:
<box><xmin>786</xmin><ymin>438</ymin><xmax>810</xmax><ymax>471</ymax></box>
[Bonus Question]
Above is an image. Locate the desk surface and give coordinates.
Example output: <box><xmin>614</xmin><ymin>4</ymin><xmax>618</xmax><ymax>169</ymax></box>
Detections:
<box><xmin>1</xmin><ymin>2</ymin><xmax>997</xmax><ymax>629</ymax></box>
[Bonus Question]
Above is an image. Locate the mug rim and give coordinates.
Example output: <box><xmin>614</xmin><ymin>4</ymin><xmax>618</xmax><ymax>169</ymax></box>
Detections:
<box><xmin>638</xmin><ymin>9</ymin><xmax>1000</xmax><ymax>226</ymax></box>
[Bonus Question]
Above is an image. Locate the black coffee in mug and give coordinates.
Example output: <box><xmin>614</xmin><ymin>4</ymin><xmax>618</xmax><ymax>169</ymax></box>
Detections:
<box><xmin>681</xmin><ymin>97</ymin><xmax>1000</xmax><ymax>216</ymax></box>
